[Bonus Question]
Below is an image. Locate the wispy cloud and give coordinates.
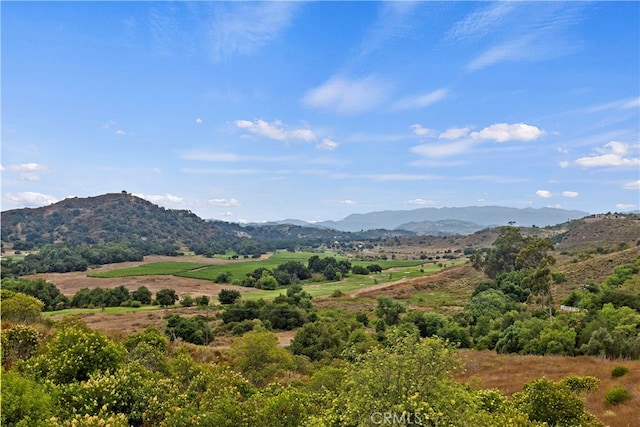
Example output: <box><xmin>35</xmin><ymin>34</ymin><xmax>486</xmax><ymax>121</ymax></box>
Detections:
<box><xmin>181</xmin><ymin>149</ymin><xmax>296</xmax><ymax>163</ymax></box>
<box><xmin>207</xmin><ymin>2</ymin><xmax>299</xmax><ymax>61</ymax></box>
<box><xmin>393</xmin><ymin>88</ymin><xmax>449</xmax><ymax>110</ymax></box>
<box><xmin>439</xmin><ymin>127</ymin><xmax>470</xmax><ymax>140</ymax></box>
<box><xmin>448</xmin><ymin>2</ymin><xmax>516</xmax><ymax>41</ymax></box>
<box><xmin>148</xmin><ymin>2</ymin><xmax>299</xmax><ymax>61</ymax></box>
<box><xmin>410</xmin><ymin>139</ymin><xmax>475</xmax><ymax>158</ymax></box>
<box><xmin>235</xmin><ymin>119</ymin><xmax>316</xmax><ymax>142</ymax></box>
<box><xmin>4</xmin><ymin>191</ymin><xmax>58</xmax><ymax>207</ymax></box>
<box><xmin>356</xmin><ymin>2</ymin><xmax>419</xmax><ymax>60</ymax></box>
<box><xmin>616</xmin><ymin>203</ymin><xmax>637</xmax><ymax>210</ymax></box>
<box><xmin>575</xmin><ymin>141</ymin><xmax>640</xmax><ymax>168</ymax></box>
<box><xmin>317</xmin><ymin>138</ymin><xmax>338</xmax><ymax>151</ymax></box>
<box><xmin>208</xmin><ymin>198</ymin><xmax>241</xmax><ymax>207</ymax></box>
<box><xmin>303</xmin><ymin>75</ymin><xmax>391</xmax><ymax>115</ymax></box>
<box><xmin>623</xmin><ymin>180</ymin><xmax>640</xmax><ymax>190</ymax></box>
<box><xmin>407</xmin><ymin>198</ymin><xmax>437</xmax><ymax>206</ymax></box>
<box><xmin>585</xmin><ymin>97</ymin><xmax>640</xmax><ymax>113</ymax></box>
<box><xmin>134</xmin><ymin>193</ymin><xmax>186</xmax><ymax>208</ymax></box>
<box><xmin>562</xmin><ymin>191</ymin><xmax>579</xmax><ymax>198</ymax></box>
<box><xmin>458</xmin><ymin>3</ymin><xmax>586</xmax><ymax>72</ymax></box>
<box><xmin>4</xmin><ymin>163</ymin><xmax>50</xmax><ymax>181</ymax></box>
<box><xmin>536</xmin><ymin>190</ymin><xmax>552</xmax><ymax>198</ymax></box>
<box><xmin>410</xmin><ymin>124</ymin><xmax>434</xmax><ymax>137</ymax></box>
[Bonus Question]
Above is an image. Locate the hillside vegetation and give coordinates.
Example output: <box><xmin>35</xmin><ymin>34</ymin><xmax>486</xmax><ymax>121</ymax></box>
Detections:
<box><xmin>2</xmin><ymin>194</ymin><xmax>640</xmax><ymax>427</ymax></box>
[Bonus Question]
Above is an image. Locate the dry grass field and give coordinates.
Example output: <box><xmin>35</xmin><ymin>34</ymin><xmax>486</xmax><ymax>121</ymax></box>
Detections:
<box><xmin>457</xmin><ymin>350</ymin><xmax>640</xmax><ymax>427</ymax></box>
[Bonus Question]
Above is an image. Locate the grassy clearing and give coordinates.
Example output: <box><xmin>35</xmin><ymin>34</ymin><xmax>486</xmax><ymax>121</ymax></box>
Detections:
<box><xmin>175</xmin><ymin>251</ymin><xmax>339</xmax><ymax>281</ymax></box>
<box><xmin>43</xmin><ymin>305</ymin><xmax>159</xmax><ymax>317</ymax></box>
<box><xmin>241</xmin><ymin>262</ymin><xmax>449</xmax><ymax>300</ymax></box>
<box><xmin>88</xmin><ymin>261</ymin><xmax>209</xmax><ymax>278</ymax></box>
<box><xmin>409</xmin><ymin>290</ymin><xmax>468</xmax><ymax>309</ymax></box>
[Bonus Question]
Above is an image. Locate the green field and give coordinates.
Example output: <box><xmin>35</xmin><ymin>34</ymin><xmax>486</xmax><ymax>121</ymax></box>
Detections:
<box><xmin>88</xmin><ymin>261</ymin><xmax>209</xmax><ymax>278</ymax></box>
<box><xmin>85</xmin><ymin>251</ymin><xmax>466</xmax><ymax>300</ymax></box>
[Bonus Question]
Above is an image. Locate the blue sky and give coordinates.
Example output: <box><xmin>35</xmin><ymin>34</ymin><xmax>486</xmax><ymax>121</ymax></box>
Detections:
<box><xmin>2</xmin><ymin>1</ymin><xmax>639</xmax><ymax>223</ymax></box>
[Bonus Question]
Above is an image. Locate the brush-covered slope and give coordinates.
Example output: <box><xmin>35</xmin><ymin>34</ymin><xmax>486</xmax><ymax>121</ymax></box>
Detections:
<box><xmin>1</xmin><ymin>193</ymin><xmax>241</xmax><ymax>249</ymax></box>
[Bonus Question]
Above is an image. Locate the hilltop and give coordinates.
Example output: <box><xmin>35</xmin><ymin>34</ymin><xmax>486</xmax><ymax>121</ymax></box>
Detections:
<box><xmin>0</xmin><ymin>192</ymin><xmax>241</xmax><ymax>250</ymax></box>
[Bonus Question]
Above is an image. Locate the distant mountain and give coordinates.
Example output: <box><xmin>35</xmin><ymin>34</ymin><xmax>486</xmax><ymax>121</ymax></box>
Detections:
<box><xmin>311</xmin><ymin>206</ymin><xmax>589</xmax><ymax>233</ymax></box>
<box><xmin>395</xmin><ymin>219</ymin><xmax>486</xmax><ymax>236</ymax></box>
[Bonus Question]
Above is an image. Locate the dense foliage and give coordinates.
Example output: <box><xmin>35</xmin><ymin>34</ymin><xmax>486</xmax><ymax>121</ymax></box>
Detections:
<box><xmin>1</xmin><ymin>318</ymin><xmax>604</xmax><ymax>427</ymax></box>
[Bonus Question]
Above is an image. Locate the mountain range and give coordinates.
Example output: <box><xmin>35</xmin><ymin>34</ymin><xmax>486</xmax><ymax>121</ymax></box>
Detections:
<box><xmin>260</xmin><ymin>206</ymin><xmax>590</xmax><ymax>233</ymax></box>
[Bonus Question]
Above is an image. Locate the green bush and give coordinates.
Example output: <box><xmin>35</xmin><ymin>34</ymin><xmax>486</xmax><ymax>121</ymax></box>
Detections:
<box><xmin>611</xmin><ymin>365</ymin><xmax>629</xmax><ymax>378</ymax></box>
<box><xmin>605</xmin><ymin>386</ymin><xmax>632</xmax><ymax>404</ymax></box>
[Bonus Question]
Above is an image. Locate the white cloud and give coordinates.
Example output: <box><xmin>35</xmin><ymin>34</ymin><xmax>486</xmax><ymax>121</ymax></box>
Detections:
<box><xmin>616</xmin><ymin>204</ymin><xmax>637</xmax><ymax>210</ymax></box>
<box><xmin>302</xmin><ymin>75</ymin><xmax>390</xmax><ymax>115</ymax></box>
<box><xmin>115</xmin><ymin>129</ymin><xmax>127</xmax><ymax>135</ymax></box>
<box><xmin>559</xmin><ymin>161</ymin><xmax>570</xmax><ymax>168</ymax></box>
<box><xmin>134</xmin><ymin>193</ymin><xmax>187</xmax><ymax>208</ymax></box>
<box><xmin>575</xmin><ymin>141</ymin><xmax>639</xmax><ymax>168</ymax></box>
<box><xmin>101</xmin><ymin>120</ymin><xmax>117</xmax><ymax>129</ymax></box>
<box><xmin>562</xmin><ymin>191</ymin><xmax>579</xmax><ymax>198</ymax></box>
<box><xmin>409</xmin><ymin>123</ymin><xmax>434</xmax><ymax>136</ymax></box>
<box><xmin>410</xmin><ymin>124</ymin><xmax>434</xmax><ymax>137</ymax></box>
<box><xmin>5</xmin><ymin>163</ymin><xmax>49</xmax><ymax>181</ymax></box>
<box><xmin>317</xmin><ymin>138</ymin><xmax>338</xmax><ymax>151</ymax></box>
<box><xmin>340</xmin><ymin>199</ymin><xmax>358</xmax><ymax>206</ymax></box>
<box><xmin>195</xmin><ymin>117</ymin><xmax>203</xmax><ymax>124</ymax></box>
<box><xmin>208</xmin><ymin>198</ymin><xmax>241</xmax><ymax>207</ymax></box>
<box><xmin>623</xmin><ymin>180</ymin><xmax>640</xmax><ymax>190</ymax></box>
<box><xmin>407</xmin><ymin>198</ymin><xmax>437</xmax><ymax>205</ymax></box>
<box><xmin>410</xmin><ymin>139</ymin><xmax>475</xmax><ymax>158</ymax></box>
<box><xmin>439</xmin><ymin>127</ymin><xmax>470</xmax><ymax>140</ymax></box>
<box><xmin>393</xmin><ymin>88</ymin><xmax>448</xmax><ymax>110</ymax></box>
<box><xmin>4</xmin><ymin>191</ymin><xmax>58</xmax><ymax>207</ymax></box>
<box><xmin>470</xmin><ymin>123</ymin><xmax>544</xmax><ymax>142</ymax></box>
<box><xmin>235</xmin><ymin>119</ymin><xmax>316</xmax><ymax>142</ymax></box>
<box><xmin>536</xmin><ymin>190</ymin><xmax>552</xmax><ymax>198</ymax></box>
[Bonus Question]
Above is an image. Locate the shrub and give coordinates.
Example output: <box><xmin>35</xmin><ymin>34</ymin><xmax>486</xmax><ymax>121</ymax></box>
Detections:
<box><xmin>218</xmin><ymin>289</ymin><xmax>241</xmax><ymax>305</ymax></box>
<box><xmin>611</xmin><ymin>365</ymin><xmax>629</xmax><ymax>378</ymax></box>
<box><xmin>331</xmin><ymin>289</ymin><xmax>344</xmax><ymax>298</ymax></box>
<box><xmin>605</xmin><ymin>386</ymin><xmax>632</xmax><ymax>404</ymax></box>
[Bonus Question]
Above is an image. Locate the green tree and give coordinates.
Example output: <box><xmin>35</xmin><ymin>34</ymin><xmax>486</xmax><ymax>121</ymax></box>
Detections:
<box><xmin>229</xmin><ymin>330</ymin><xmax>294</xmax><ymax>386</ymax></box>
<box><xmin>375</xmin><ymin>296</ymin><xmax>406</xmax><ymax>326</ymax></box>
<box><xmin>21</xmin><ymin>321</ymin><xmax>126</xmax><ymax>384</ymax></box>
<box><xmin>1</xmin><ymin>324</ymin><xmax>40</xmax><ymax>367</ymax></box>
<box><xmin>0</xmin><ymin>290</ymin><xmax>44</xmax><ymax>323</ymax></box>
<box><xmin>156</xmin><ymin>288</ymin><xmax>178</xmax><ymax>307</ymax></box>
<box><xmin>218</xmin><ymin>288</ymin><xmax>241</xmax><ymax>305</ymax></box>
<box><xmin>132</xmin><ymin>286</ymin><xmax>152</xmax><ymax>305</ymax></box>
<box><xmin>1</xmin><ymin>369</ymin><xmax>53</xmax><ymax>427</ymax></box>
<box><xmin>512</xmin><ymin>377</ymin><xmax>601</xmax><ymax>426</ymax></box>
<box><xmin>290</xmin><ymin>321</ymin><xmax>342</xmax><ymax>361</ymax></box>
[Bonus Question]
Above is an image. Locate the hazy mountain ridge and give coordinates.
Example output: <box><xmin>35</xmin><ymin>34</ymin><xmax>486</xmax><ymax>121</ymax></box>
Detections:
<box><xmin>273</xmin><ymin>206</ymin><xmax>589</xmax><ymax>233</ymax></box>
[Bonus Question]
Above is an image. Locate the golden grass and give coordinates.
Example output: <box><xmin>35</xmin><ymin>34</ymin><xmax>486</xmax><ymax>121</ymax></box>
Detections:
<box><xmin>457</xmin><ymin>350</ymin><xmax>640</xmax><ymax>427</ymax></box>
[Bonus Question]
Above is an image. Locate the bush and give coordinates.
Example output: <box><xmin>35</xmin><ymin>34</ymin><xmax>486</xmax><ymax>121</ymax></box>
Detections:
<box><xmin>218</xmin><ymin>289</ymin><xmax>241</xmax><ymax>305</ymax></box>
<box><xmin>605</xmin><ymin>386</ymin><xmax>632</xmax><ymax>404</ymax></box>
<box><xmin>611</xmin><ymin>365</ymin><xmax>629</xmax><ymax>378</ymax></box>
<box><xmin>331</xmin><ymin>289</ymin><xmax>343</xmax><ymax>298</ymax></box>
